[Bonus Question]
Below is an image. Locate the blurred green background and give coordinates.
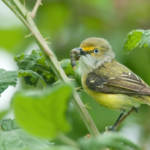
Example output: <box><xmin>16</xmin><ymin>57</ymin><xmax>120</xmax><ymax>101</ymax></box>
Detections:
<box><xmin>1</xmin><ymin>0</ymin><xmax>150</xmax><ymax>149</ymax></box>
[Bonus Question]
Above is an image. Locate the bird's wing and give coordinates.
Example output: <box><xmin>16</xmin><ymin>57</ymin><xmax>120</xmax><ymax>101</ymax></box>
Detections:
<box><xmin>86</xmin><ymin>68</ymin><xmax>150</xmax><ymax>95</ymax></box>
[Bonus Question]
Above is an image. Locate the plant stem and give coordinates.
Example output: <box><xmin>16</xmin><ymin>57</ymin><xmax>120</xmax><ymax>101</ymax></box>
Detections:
<box><xmin>2</xmin><ymin>0</ymin><xmax>100</xmax><ymax>137</ymax></box>
<box><xmin>58</xmin><ymin>134</ymin><xmax>79</xmax><ymax>148</ymax></box>
<box><xmin>31</xmin><ymin>0</ymin><xmax>42</xmax><ymax>18</ymax></box>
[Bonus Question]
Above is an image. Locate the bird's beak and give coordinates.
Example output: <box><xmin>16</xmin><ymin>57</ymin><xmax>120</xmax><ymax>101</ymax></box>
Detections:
<box><xmin>72</xmin><ymin>47</ymin><xmax>86</xmax><ymax>56</ymax></box>
<box><xmin>80</xmin><ymin>48</ymin><xmax>86</xmax><ymax>56</ymax></box>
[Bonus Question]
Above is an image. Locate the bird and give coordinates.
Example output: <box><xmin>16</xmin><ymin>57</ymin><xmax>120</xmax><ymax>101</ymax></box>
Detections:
<box><xmin>71</xmin><ymin>37</ymin><xmax>150</xmax><ymax>131</ymax></box>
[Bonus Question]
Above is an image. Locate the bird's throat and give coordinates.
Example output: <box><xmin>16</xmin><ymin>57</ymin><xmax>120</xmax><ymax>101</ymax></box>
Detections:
<box><xmin>79</xmin><ymin>52</ymin><xmax>115</xmax><ymax>76</ymax></box>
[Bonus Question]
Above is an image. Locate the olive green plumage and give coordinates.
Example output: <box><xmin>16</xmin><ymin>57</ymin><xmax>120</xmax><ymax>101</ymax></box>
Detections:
<box><xmin>86</xmin><ymin>59</ymin><xmax>150</xmax><ymax>95</ymax></box>
<box><xmin>71</xmin><ymin>37</ymin><xmax>150</xmax><ymax>130</ymax></box>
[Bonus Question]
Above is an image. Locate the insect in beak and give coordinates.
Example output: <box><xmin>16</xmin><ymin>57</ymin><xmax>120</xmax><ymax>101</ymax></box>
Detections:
<box><xmin>70</xmin><ymin>47</ymin><xmax>85</xmax><ymax>69</ymax></box>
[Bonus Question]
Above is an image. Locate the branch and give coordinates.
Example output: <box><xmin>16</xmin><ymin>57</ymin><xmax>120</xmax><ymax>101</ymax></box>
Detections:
<box><xmin>2</xmin><ymin>0</ymin><xmax>100</xmax><ymax>137</ymax></box>
<box><xmin>30</xmin><ymin>0</ymin><xmax>42</xmax><ymax>18</ymax></box>
<box><xmin>58</xmin><ymin>134</ymin><xmax>79</xmax><ymax>148</ymax></box>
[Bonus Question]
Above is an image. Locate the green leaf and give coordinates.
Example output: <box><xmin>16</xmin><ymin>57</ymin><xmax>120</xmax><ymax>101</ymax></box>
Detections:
<box><xmin>14</xmin><ymin>50</ymin><xmax>57</xmax><ymax>85</ymax></box>
<box><xmin>12</xmin><ymin>83</ymin><xmax>73</xmax><ymax>138</ymax></box>
<box><xmin>43</xmin><ymin>146</ymin><xmax>78</xmax><ymax>150</ymax></box>
<box><xmin>123</xmin><ymin>29</ymin><xmax>150</xmax><ymax>52</ymax></box>
<box><xmin>0</xmin><ymin>119</ymin><xmax>77</xmax><ymax>150</ymax></box>
<box><xmin>60</xmin><ymin>59</ymin><xmax>81</xmax><ymax>88</ymax></box>
<box><xmin>0</xmin><ymin>119</ymin><xmax>19</xmax><ymax>131</ymax></box>
<box><xmin>0</xmin><ymin>69</ymin><xmax>18</xmax><ymax>96</ymax></box>
<box><xmin>0</xmin><ymin>68</ymin><xmax>46</xmax><ymax>96</ymax></box>
<box><xmin>18</xmin><ymin>70</ymin><xmax>46</xmax><ymax>86</ymax></box>
<box><xmin>60</xmin><ymin>59</ymin><xmax>74</xmax><ymax>76</ymax></box>
<box><xmin>79</xmin><ymin>133</ymin><xmax>141</xmax><ymax>150</ymax></box>
<box><xmin>15</xmin><ymin>50</ymin><xmax>81</xmax><ymax>87</ymax></box>
<box><xmin>0</xmin><ymin>129</ymin><xmax>53</xmax><ymax>150</ymax></box>
<box><xmin>14</xmin><ymin>50</ymin><xmax>50</xmax><ymax>71</ymax></box>
<box><xmin>0</xmin><ymin>109</ymin><xmax>10</xmax><ymax>121</ymax></box>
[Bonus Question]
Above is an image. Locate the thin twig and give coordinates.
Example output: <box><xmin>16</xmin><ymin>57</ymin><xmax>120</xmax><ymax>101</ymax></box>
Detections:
<box><xmin>84</xmin><ymin>103</ymin><xmax>92</xmax><ymax>110</ymax></box>
<box><xmin>58</xmin><ymin>134</ymin><xmax>79</xmax><ymax>148</ymax></box>
<box><xmin>30</xmin><ymin>0</ymin><xmax>42</xmax><ymax>18</ymax></box>
<box><xmin>2</xmin><ymin>0</ymin><xmax>100</xmax><ymax>137</ymax></box>
<box><xmin>24</xmin><ymin>33</ymin><xmax>32</xmax><ymax>38</ymax></box>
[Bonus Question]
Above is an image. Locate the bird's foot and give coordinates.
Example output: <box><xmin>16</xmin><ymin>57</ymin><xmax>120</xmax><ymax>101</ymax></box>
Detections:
<box><xmin>134</xmin><ymin>107</ymin><xmax>139</xmax><ymax>113</ymax></box>
<box><xmin>105</xmin><ymin>126</ymin><xmax>116</xmax><ymax>132</ymax></box>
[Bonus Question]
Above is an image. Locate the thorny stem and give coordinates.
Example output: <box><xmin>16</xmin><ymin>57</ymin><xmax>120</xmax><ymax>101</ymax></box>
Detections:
<box><xmin>30</xmin><ymin>0</ymin><xmax>42</xmax><ymax>18</ymax></box>
<box><xmin>2</xmin><ymin>0</ymin><xmax>100</xmax><ymax>137</ymax></box>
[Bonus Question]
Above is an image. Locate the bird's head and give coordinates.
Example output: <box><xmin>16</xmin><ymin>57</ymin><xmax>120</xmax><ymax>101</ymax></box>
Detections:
<box><xmin>73</xmin><ymin>37</ymin><xmax>115</xmax><ymax>75</ymax></box>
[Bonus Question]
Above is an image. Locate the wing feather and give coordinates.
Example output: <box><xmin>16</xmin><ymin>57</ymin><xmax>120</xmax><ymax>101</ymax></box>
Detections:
<box><xmin>86</xmin><ymin>70</ymin><xmax>150</xmax><ymax>95</ymax></box>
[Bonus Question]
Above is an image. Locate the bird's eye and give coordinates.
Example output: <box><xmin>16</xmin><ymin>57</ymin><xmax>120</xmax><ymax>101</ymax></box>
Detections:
<box><xmin>93</xmin><ymin>49</ymin><xmax>99</xmax><ymax>54</ymax></box>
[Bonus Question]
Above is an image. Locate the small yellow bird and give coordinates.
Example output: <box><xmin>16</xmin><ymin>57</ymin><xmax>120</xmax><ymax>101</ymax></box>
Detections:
<box><xmin>71</xmin><ymin>37</ymin><xmax>150</xmax><ymax>131</ymax></box>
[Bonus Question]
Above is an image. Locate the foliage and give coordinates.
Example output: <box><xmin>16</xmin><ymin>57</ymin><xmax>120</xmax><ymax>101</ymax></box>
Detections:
<box><xmin>60</xmin><ymin>59</ymin><xmax>81</xmax><ymax>87</ymax></box>
<box><xmin>123</xmin><ymin>29</ymin><xmax>150</xmax><ymax>52</ymax></box>
<box><xmin>0</xmin><ymin>68</ymin><xmax>45</xmax><ymax>96</ymax></box>
<box><xmin>0</xmin><ymin>46</ymin><xmax>141</xmax><ymax>149</ymax></box>
<box><xmin>0</xmin><ymin>119</ymin><xmax>19</xmax><ymax>131</ymax></box>
<box><xmin>14</xmin><ymin>50</ymin><xmax>56</xmax><ymax>85</ymax></box>
<box><xmin>79</xmin><ymin>133</ymin><xmax>141</xmax><ymax>150</ymax></box>
<box><xmin>0</xmin><ymin>119</ymin><xmax>141</xmax><ymax>150</ymax></box>
<box><xmin>0</xmin><ymin>50</ymin><xmax>81</xmax><ymax>96</ymax></box>
<box><xmin>0</xmin><ymin>0</ymin><xmax>150</xmax><ymax>150</ymax></box>
<box><xmin>18</xmin><ymin>69</ymin><xmax>46</xmax><ymax>86</ymax></box>
<box><xmin>0</xmin><ymin>69</ymin><xmax>18</xmax><ymax>96</ymax></box>
<box><xmin>0</xmin><ymin>119</ymin><xmax>53</xmax><ymax>150</ymax></box>
<box><xmin>12</xmin><ymin>83</ymin><xmax>72</xmax><ymax>139</ymax></box>
<box><xmin>15</xmin><ymin>50</ymin><xmax>81</xmax><ymax>87</ymax></box>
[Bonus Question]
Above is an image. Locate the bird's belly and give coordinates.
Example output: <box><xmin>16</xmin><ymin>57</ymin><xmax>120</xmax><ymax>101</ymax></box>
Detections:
<box><xmin>83</xmin><ymin>87</ymin><xmax>142</xmax><ymax>112</ymax></box>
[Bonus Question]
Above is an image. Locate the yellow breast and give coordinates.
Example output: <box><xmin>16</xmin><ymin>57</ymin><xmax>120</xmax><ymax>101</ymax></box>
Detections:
<box><xmin>82</xmin><ymin>76</ymin><xmax>142</xmax><ymax>112</ymax></box>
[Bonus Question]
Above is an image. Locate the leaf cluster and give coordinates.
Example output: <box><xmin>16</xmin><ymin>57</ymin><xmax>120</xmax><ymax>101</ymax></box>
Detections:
<box><xmin>0</xmin><ymin>48</ymin><xmax>142</xmax><ymax>150</ymax></box>
<box><xmin>0</xmin><ymin>50</ymin><xmax>81</xmax><ymax>97</ymax></box>
<box><xmin>0</xmin><ymin>119</ymin><xmax>141</xmax><ymax>150</ymax></box>
<box><xmin>14</xmin><ymin>50</ymin><xmax>81</xmax><ymax>87</ymax></box>
<box><xmin>123</xmin><ymin>29</ymin><xmax>150</xmax><ymax>52</ymax></box>
<box><xmin>1</xmin><ymin>0</ymin><xmax>149</xmax><ymax>149</ymax></box>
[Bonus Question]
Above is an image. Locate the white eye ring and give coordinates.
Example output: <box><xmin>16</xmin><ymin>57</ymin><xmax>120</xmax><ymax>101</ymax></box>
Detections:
<box><xmin>93</xmin><ymin>49</ymin><xmax>99</xmax><ymax>54</ymax></box>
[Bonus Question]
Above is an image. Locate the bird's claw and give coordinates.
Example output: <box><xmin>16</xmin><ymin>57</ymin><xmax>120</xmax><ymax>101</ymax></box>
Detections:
<box><xmin>105</xmin><ymin>126</ymin><xmax>116</xmax><ymax>132</ymax></box>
